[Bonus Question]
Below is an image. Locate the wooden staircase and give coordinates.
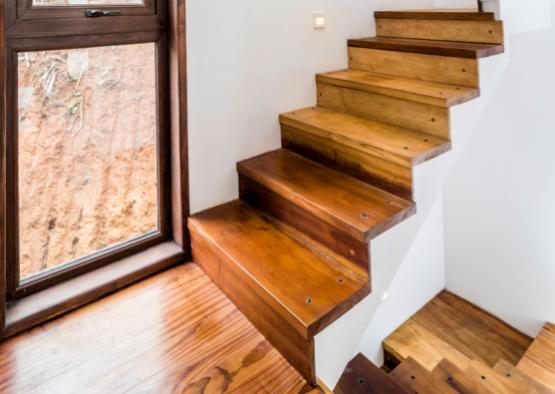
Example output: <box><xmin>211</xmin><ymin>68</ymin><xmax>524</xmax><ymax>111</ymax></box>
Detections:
<box><xmin>189</xmin><ymin>9</ymin><xmax>505</xmax><ymax>384</ymax></box>
<box><xmin>335</xmin><ymin>291</ymin><xmax>555</xmax><ymax>393</ymax></box>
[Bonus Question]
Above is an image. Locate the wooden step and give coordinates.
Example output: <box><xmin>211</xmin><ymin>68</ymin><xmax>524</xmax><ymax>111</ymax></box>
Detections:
<box><xmin>317</xmin><ymin>69</ymin><xmax>479</xmax><ymax>108</ymax></box>
<box><xmin>188</xmin><ymin>200</ymin><xmax>371</xmax><ymax>382</ymax></box>
<box><xmin>494</xmin><ymin>359</ymin><xmax>553</xmax><ymax>394</ymax></box>
<box><xmin>316</xmin><ymin>70</ymin><xmax>466</xmax><ymax>138</ymax></box>
<box><xmin>335</xmin><ymin>353</ymin><xmax>408</xmax><ymax>394</ymax></box>
<box><xmin>384</xmin><ymin>291</ymin><xmax>532</xmax><ymax>371</ymax></box>
<box><xmin>348</xmin><ymin>37</ymin><xmax>504</xmax><ymax>59</ymax></box>
<box><xmin>432</xmin><ymin>358</ymin><xmax>495</xmax><ymax>394</ymax></box>
<box><xmin>280</xmin><ymin>107</ymin><xmax>450</xmax><ymax>199</ymax></box>
<box><xmin>518</xmin><ymin>323</ymin><xmax>555</xmax><ymax>389</ymax></box>
<box><xmin>238</xmin><ymin>149</ymin><xmax>414</xmax><ymax>267</ymax></box>
<box><xmin>465</xmin><ymin>359</ymin><xmax>523</xmax><ymax>394</ymax></box>
<box><xmin>375</xmin><ymin>10</ymin><xmax>496</xmax><ymax>21</ymax></box>
<box><xmin>390</xmin><ymin>357</ymin><xmax>459</xmax><ymax>393</ymax></box>
<box><xmin>348</xmin><ymin>40</ymin><xmax>481</xmax><ymax>89</ymax></box>
<box><xmin>384</xmin><ymin>319</ymin><xmax>473</xmax><ymax>372</ymax></box>
<box><xmin>375</xmin><ymin>12</ymin><xmax>503</xmax><ymax>45</ymax></box>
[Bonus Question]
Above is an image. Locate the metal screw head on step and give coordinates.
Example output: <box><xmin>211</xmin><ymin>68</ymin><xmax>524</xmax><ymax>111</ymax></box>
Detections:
<box><xmin>360</xmin><ymin>212</ymin><xmax>369</xmax><ymax>220</ymax></box>
<box><xmin>337</xmin><ymin>277</ymin><xmax>345</xmax><ymax>284</ymax></box>
<box><xmin>357</xmin><ymin>378</ymin><xmax>365</xmax><ymax>384</ymax></box>
<box><xmin>305</xmin><ymin>297</ymin><xmax>313</xmax><ymax>305</ymax></box>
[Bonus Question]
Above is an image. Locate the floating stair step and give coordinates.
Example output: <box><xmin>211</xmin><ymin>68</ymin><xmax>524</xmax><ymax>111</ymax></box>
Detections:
<box><xmin>390</xmin><ymin>357</ymin><xmax>459</xmax><ymax>393</ymax></box>
<box><xmin>348</xmin><ymin>37</ymin><xmax>504</xmax><ymax>59</ymax></box>
<box><xmin>335</xmin><ymin>353</ymin><xmax>408</xmax><ymax>394</ymax></box>
<box><xmin>281</xmin><ymin>107</ymin><xmax>450</xmax><ymax>167</ymax></box>
<box><xmin>432</xmin><ymin>359</ymin><xmax>495</xmax><ymax>394</ymax></box>
<box><xmin>384</xmin><ymin>291</ymin><xmax>533</xmax><ymax>372</ymax></box>
<box><xmin>517</xmin><ymin>322</ymin><xmax>555</xmax><ymax>389</ymax></box>
<box><xmin>494</xmin><ymin>359</ymin><xmax>553</xmax><ymax>394</ymax></box>
<box><xmin>317</xmin><ymin>69</ymin><xmax>480</xmax><ymax>108</ymax></box>
<box><xmin>238</xmin><ymin>149</ymin><xmax>415</xmax><ymax>243</ymax></box>
<box><xmin>188</xmin><ymin>200</ymin><xmax>371</xmax><ymax>381</ymax></box>
<box><xmin>374</xmin><ymin>9</ymin><xmax>496</xmax><ymax>21</ymax></box>
<box><xmin>374</xmin><ymin>10</ymin><xmax>503</xmax><ymax>45</ymax></box>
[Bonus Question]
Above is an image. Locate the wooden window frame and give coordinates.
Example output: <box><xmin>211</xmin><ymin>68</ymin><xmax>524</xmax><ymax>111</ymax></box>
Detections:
<box><xmin>0</xmin><ymin>0</ymin><xmax>189</xmax><ymax>338</ymax></box>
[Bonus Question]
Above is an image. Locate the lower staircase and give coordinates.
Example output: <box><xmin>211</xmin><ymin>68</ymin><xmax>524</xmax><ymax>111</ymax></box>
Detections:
<box><xmin>189</xmin><ymin>8</ymin><xmax>510</xmax><ymax>387</ymax></box>
<box><xmin>335</xmin><ymin>291</ymin><xmax>555</xmax><ymax>393</ymax></box>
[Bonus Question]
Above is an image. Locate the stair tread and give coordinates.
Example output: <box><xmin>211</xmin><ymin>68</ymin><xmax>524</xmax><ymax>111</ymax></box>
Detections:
<box><xmin>335</xmin><ymin>353</ymin><xmax>408</xmax><ymax>394</ymax></box>
<box><xmin>317</xmin><ymin>69</ymin><xmax>480</xmax><ymax>107</ymax></box>
<box><xmin>517</xmin><ymin>322</ymin><xmax>555</xmax><ymax>389</ymax></box>
<box><xmin>390</xmin><ymin>357</ymin><xmax>459</xmax><ymax>393</ymax></box>
<box><xmin>348</xmin><ymin>36</ymin><xmax>504</xmax><ymax>59</ymax></box>
<box><xmin>384</xmin><ymin>291</ymin><xmax>532</xmax><ymax>370</ymax></box>
<box><xmin>280</xmin><ymin>107</ymin><xmax>450</xmax><ymax>166</ymax></box>
<box><xmin>465</xmin><ymin>359</ymin><xmax>523</xmax><ymax>394</ymax></box>
<box><xmin>433</xmin><ymin>359</ymin><xmax>495</xmax><ymax>394</ymax></box>
<box><xmin>188</xmin><ymin>200</ymin><xmax>371</xmax><ymax>339</ymax></box>
<box><xmin>384</xmin><ymin>320</ymin><xmax>473</xmax><ymax>372</ymax></box>
<box><xmin>375</xmin><ymin>9</ymin><xmax>496</xmax><ymax>21</ymax></box>
<box><xmin>494</xmin><ymin>359</ymin><xmax>554</xmax><ymax>394</ymax></box>
<box><xmin>238</xmin><ymin>149</ymin><xmax>415</xmax><ymax>242</ymax></box>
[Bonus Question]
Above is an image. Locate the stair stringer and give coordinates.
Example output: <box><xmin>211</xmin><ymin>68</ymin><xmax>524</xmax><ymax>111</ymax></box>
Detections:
<box><xmin>313</xmin><ymin>50</ymin><xmax>510</xmax><ymax>389</ymax></box>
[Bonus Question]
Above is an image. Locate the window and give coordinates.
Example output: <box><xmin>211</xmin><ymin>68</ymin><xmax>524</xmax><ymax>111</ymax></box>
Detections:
<box><xmin>1</xmin><ymin>0</ymin><xmax>188</xmax><ymax>335</ymax></box>
<box><xmin>17</xmin><ymin>44</ymin><xmax>159</xmax><ymax>282</ymax></box>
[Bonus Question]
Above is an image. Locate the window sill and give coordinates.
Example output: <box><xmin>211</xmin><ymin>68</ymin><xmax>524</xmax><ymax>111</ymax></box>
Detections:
<box><xmin>3</xmin><ymin>241</ymin><xmax>186</xmax><ymax>339</ymax></box>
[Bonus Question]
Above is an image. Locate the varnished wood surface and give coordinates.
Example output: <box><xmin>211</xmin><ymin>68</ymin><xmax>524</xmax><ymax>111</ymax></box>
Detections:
<box><xmin>238</xmin><ymin>149</ymin><xmax>415</xmax><ymax>243</ymax></box>
<box><xmin>374</xmin><ymin>10</ymin><xmax>495</xmax><ymax>21</ymax></box>
<box><xmin>518</xmin><ymin>323</ymin><xmax>555</xmax><ymax>389</ymax></box>
<box><xmin>348</xmin><ymin>46</ymin><xmax>479</xmax><ymax>88</ymax></box>
<box><xmin>334</xmin><ymin>353</ymin><xmax>408</xmax><ymax>394</ymax></box>
<box><xmin>432</xmin><ymin>358</ymin><xmax>494</xmax><ymax>394</ymax></box>
<box><xmin>317</xmin><ymin>80</ymin><xmax>451</xmax><ymax>138</ymax></box>
<box><xmin>390</xmin><ymin>357</ymin><xmax>460</xmax><ymax>393</ymax></box>
<box><xmin>348</xmin><ymin>37</ymin><xmax>504</xmax><ymax>59</ymax></box>
<box><xmin>188</xmin><ymin>200</ymin><xmax>371</xmax><ymax>382</ymax></box>
<box><xmin>384</xmin><ymin>290</ymin><xmax>532</xmax><ymax>371</ymax></box>
<box><xmin>281</xmin><ymin>107</ymin><xmax>450</xmax><ymax>167</ymax></box>
<box><xmin>376</xmin><ymin>18</ymin><xmax>504</xmax><ymax>45</ymax></box>
<box><xmin>0</xmin><ymin>264</ymin><xmax>318</xmax><ymax>393</ymax></box>
<box><xmin>3</xmin><ymin>242</ymin><xmax>185</xmax><ymax>339</ymax></box>
<box><xmin>317</xmin><ymin>70</ymin><xmax>480</xmax><ymax>108</ymax></box>
<box><xmin>494</xmin><ymin>359</ymin><xmax>553</xmax><ymax>394</ymax></box>
<box><xmin>189</xmin><ymin>200</ymin><xmax>369</xmax><ymax>339</ymax></box>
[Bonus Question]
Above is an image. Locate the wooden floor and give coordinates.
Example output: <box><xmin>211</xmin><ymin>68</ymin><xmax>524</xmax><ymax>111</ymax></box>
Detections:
<box><xmin>0</xmin><ymin>263</ymin><xmax>316</xmax><ymax>394</ymax></box>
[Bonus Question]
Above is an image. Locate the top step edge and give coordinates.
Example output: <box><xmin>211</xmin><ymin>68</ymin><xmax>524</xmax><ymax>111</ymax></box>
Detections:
<box><xmin>348</xmin><ymin>37</ymin><xmax>504</xmax><ymax>59</ymax></box>
<box><xmin>374</xmin><ymin>9</ymin><xmax>496</xmax><ymax>21</ymax></box>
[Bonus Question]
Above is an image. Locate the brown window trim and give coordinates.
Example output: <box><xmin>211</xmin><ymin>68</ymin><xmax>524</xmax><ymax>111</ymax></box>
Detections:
<box><xmin>0</xmin><ymin>0</ymin><xmax>189</xmax><ymax>338</ymax></box>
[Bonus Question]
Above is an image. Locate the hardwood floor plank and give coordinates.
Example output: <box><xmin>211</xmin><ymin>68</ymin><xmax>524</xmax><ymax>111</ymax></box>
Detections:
<box><xmin>0</xmin><ymin>264</ymin><xmax>312</xmax><ymax>393</ymax></box>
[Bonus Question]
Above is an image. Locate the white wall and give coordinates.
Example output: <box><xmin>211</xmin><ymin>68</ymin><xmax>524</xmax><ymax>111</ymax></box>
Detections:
<box><xmin>357</xmin><ymin>195</ymin><xmax>446</xmax><ymax>365</ymax></box>
<box><xmin>187</xmin><ymin>0</ymin><xmax>553</xmax><ymax>389</ymax></box>
<box><xmin>444</xmin><ymin>25</ymin><xmax>555</xmax><ymax>337</ymax></box>
<box><xmin>187</xmin><ymin>0</ymin><xmax>435</xmax><ymax>214</ymax></box>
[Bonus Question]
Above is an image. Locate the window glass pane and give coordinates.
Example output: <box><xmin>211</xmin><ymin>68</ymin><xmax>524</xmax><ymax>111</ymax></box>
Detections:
<box><xmin>18</xmin><ymin>43</ymin><xmax>158</xmax><ymax>281</ymax></box>
<box><xmin>33</xmin><ymin>0</ymin><xmax>143</xmax><ymax>6</ymax></box>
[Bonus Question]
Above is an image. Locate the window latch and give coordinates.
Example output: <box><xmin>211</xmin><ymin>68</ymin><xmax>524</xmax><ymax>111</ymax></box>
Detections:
<box><xmin>84</xmin><ymin>9</ymin><xmax>122</xmax><ymax>17</ymax></box>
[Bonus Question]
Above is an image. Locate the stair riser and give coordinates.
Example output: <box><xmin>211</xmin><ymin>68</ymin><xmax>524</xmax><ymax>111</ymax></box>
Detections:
<box><xmin>349</xmin><ymin>47</ymin><xmax>479</xmax><ymax>88</ymax></box>
<box><xmin>317</xmin><ymin>82</ymin><xmax>450</xmax><ymax>139</ymax></box>
<box><xmin>239</xmin><ymin>175</ymin><xmax>370</xmax><ymax>270</ymax></box>
<box><xmin>189</xmin><ymin>226</ymin><xmax>316</xmax><ymax>383</ymax></box>
<box><xmin>281</xmin><ymin>125</ymin><xmax>414</xmax><ymax>200</ymax></box>
<box><xmin>376</xmin><ymin>18</ymin><xmax>503</xmax><ymax>45</ymax></box>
